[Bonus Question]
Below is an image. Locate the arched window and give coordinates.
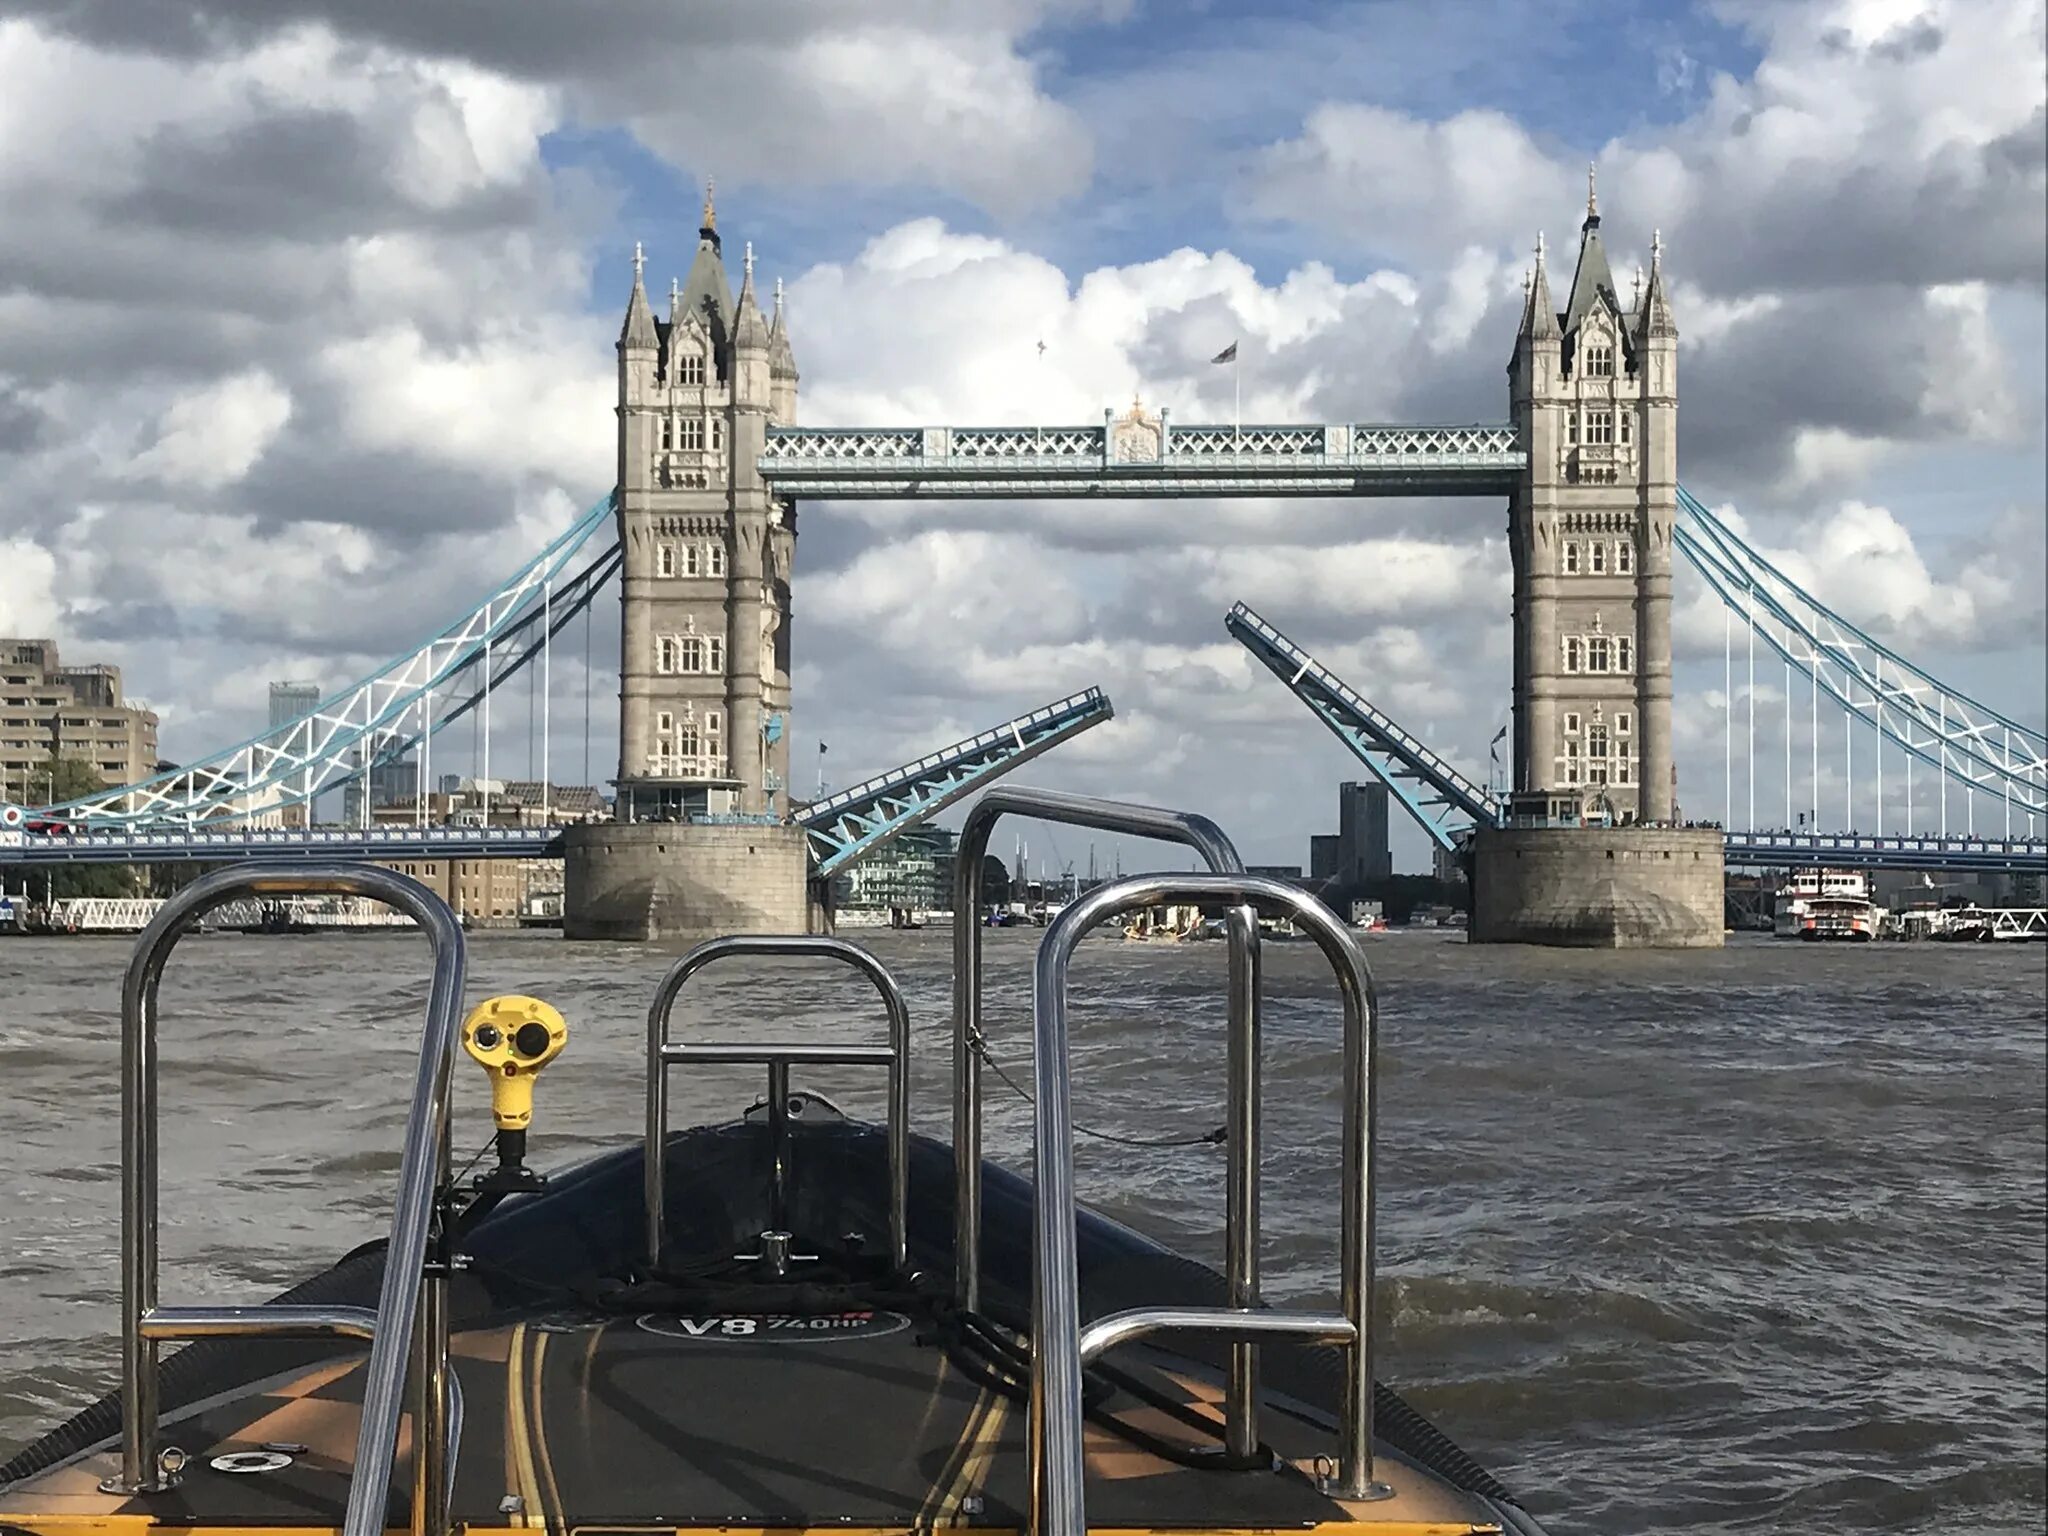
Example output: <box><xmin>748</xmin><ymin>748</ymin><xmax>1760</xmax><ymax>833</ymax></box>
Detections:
<box><xmin>657</xmin><ymin>544</ymin><xmax>677</xmax><ymax>578</ymax></box>
<box><xmin>1564</xmin><ymin>542</ymin><xmax>1581</xmax><ymax>575</ymax></box>
<box><xmin>677</xmin><ymin>353</ymin><xmax>704</xmax><ymax>386</ymax></box>
<box><xmin>1590</xmin><ymin>542</ymin><xmax>1607</xmax><ymax>574</ymax></box>
<box><xmin>1586</xmin><ymin>344</ymin><xmax>1614</xmax><ymax>378</ymax></box>
<box><xmin>1616</xmin><ymin>541</ymin><xmax>1634</xmax><ymax>575</ymax></box>
<box><xmin>656</xmin><ymin>636</ymin><xmax>679</xmax><ymax>675</ymax></box>
<box><xmin>1588</xmin><ymin>722</ymin><xmax>1610</xmax><ymax>759</ymax></box>
<box><xmin>677</xmin><ymin>717</ymin><xmax>701</xmax><ymax>758</ymax></box>
<box><xmin>683</xmin><ymin>545</ymin><xmax>703</xmax><ymax>578</ymax></box>
<box><xmin>707</xmin><ymin>543</ymin><xmax>727</xmax><ymax>577</ymax></box>
<box><xmin>1615</xmin><ymin>636</ymin><xmax>1633</xmax><ymax>673</ymax></box>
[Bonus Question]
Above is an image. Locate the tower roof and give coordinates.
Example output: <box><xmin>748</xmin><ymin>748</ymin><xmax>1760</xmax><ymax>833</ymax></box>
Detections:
<box><xmin>619</xmin><ymin>241</ymin><xmax>658</xmax><ymax>351</ymax></box>
<box><xmin>1561</xmin><ymin>164</ymin><xmax>1619</xmax><ymax>337</ymax></box>
<box><xmin>677</xmin><ymin>182</ymin><xmax>734</xmax><ymax>349</ymax></box>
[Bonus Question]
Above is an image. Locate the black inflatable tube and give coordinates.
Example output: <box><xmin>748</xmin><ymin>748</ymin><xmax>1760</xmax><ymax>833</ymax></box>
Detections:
<box><xmin>3</xmin><ymin>1116</ymin><xmax>1524</xmax><ymax>1518</ymax></box>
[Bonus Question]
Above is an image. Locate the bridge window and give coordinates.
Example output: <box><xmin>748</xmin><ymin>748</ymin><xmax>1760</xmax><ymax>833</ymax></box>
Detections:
<box><xmin>1587</xmin><ymin>411</ymin><xmax>1614</xmax><ymax>445</ymax></box>
<box><xmin>657</xmin><ymin>544</ymin><xmax>677</xmax><ymax>578</ymax></box>
<box><xmin>1616</xmin><ymin>541</ymin><xmax>1634</xmax><ymax>574</ymax></box>
<box><xmin>1564</xmin><ymin>637</ymin><xmax>1583</xmax><ymax>673</ymax></box>
<box><xmin>1564</xmin><ymin>711</ymin><xmax>1581</xmax><ymax>736</ymax></box>
<box><xmin>707</xmin><ymin>542</ymin><xmax>727</xmax><ymax>577</ymax></box>
<box><xmin>1590</xmin><ymin>542</ymin><xmax>1607</xmax><ymax>574</ymax></box>
<box><xmin>680</xmin><ymin>636</ymin><xmax>704</xmax><ymax>673</ymax></box>
<box><xmin>712</xmin><ymin>418</ymin><xmax>725</xmax><ymax>452</ymax></box>
<box><xmin>677</xmin><ymin>353</ymin><xmax>704</xmax><ymax>386</ymax></box>
<box><xmin>677</xmin><ymin>717</ymin><xmax>701</xmax><ymax>758</ymax></box>
<box><xmin>1586</xmin><ymin>636</ymin><xmax>1611</xmax><ymax>672</ymax></box>
<box><xmin>657</xmin><ymin>637</ymin><xmax>679</xmax><ymax>674</ymax></box>
<box><xmin>1567</xmin><ymin>414</ymin><xmax>1579</xmax><ymax>445</ymax></box>
<box><xmin>706</xmin><ymin>637</ymin><xmax>725</xmax><ymax>674</ymax></box>
<box><xmin>1616</xmin><ymin>710</ymin><xmax>1631</xmax><ymax>735</ymax></box>
<box><xmin>1563</xmin><ymin>542</ymin><xmax>1580</xmax><ymax>575</ymax></box>
<box><xmin>1586</xmin><ymin>344</ymin><xmax>1614</xmax><ymax>378</ymax></box>
<box><xmin>1615</xmin><ymin>636</ymin><xmax>1633</xmax><ymax>673</ymax></box>
<box><xmin>1618</xmin><ymin>412</ymin><xmax>1632</xmax><ymax>445</ymax></box>
<box><xmin>683</xmin><ymin>544</ymin><xmax>703</xmax><ymax>578</ymax></box>
<box><xmin>659</xmin><ymin>416</ymin><xmax>674</xmax><ymax>452</ymax></box>
<box><xmin>679</xmin><ymin>418</ymin><xmax>704</xmax><ymax>453</ymax></box>
<box><xmin>1588</xmin><ymin>722</ymin><xmax>1610</xmax><ymax>759</ymax></box>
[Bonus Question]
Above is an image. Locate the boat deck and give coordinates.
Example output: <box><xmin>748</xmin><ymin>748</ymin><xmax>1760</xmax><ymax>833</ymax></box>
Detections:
<box><xmin>3</xmin><ymin>1305</ymin><xmax>1504</xmax><ymax>1533</ymax></box>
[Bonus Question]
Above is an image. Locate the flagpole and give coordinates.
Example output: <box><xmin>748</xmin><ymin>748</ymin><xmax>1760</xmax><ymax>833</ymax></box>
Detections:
<box><xmin>1234</xmin><ymin>352</ymin><xmax>1241</xmax><ymax>452</ymax></box>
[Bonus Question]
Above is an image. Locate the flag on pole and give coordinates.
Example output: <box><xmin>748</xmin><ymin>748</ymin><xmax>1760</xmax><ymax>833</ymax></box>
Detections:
<box><xmin>819</xmin><ymin>742</ymin><xmax>828</xmax><ymax>754</ymax></box>
<box><xmin>1491</xmin><ymin>726</ymin><xmax>1508</xmax><ymax>745</ymax></box>
<box><xmin>1211</xmin><ymin>342</ymin><xmax>1238</xmax><ymax>364</ymax></box>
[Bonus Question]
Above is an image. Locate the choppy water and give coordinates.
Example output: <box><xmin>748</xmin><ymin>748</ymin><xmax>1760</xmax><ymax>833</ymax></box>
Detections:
<box><xmin>1</xmin><ymin>926</ymin><xmax>2043</xmax><ymax>1531</ymax></box>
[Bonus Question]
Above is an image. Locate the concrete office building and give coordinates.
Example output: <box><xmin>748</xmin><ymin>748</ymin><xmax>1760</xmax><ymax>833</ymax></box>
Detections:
<box><xmin>1</xmin><ymin>639</ymin><xmax>160</xmax><ymax>804</ymax></box>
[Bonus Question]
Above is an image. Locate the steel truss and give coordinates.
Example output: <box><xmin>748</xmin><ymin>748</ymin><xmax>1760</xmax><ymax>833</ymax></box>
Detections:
<box><xmin>799</xmin><ymin>689</ymin><xmax>1114</xmax><ymax>877</ymax></box>
<box><xmin>1226</xmin><ymin>603</ymin><xmax>1499</xmax><ymax>853</ymax></box>
<box><xmin>16</xmin><ymin>498</ymin><xmax>616</xmax><ymax>828</ymax></box>
<box><xmin>1675</xmin><ymin>487</ymin><xmax>2046</xmax><ymax>825</ymax></box>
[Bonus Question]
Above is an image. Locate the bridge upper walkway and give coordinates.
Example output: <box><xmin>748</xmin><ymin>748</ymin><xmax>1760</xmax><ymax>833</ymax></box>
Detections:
<box><xmin>757</xmin><ymin>422</ymin><xmax>1524</xmax><ymax>498</ymax></box>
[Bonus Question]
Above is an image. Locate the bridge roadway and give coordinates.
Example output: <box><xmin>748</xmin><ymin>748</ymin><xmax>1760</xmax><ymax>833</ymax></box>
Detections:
<box><xmin>4</xmin><ymin>821</ymin><xmax>2041</xmax><ymax>874</ymax></box>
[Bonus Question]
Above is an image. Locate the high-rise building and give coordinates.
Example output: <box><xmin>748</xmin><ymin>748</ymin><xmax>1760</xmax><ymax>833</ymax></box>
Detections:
<box><xmin>1337</xmin><ymin>780</ymin><xmax>1392</xmax><ymax>886</ymax></box>
<box><xmin>1</xmin><ymin>639</ymin><xmax>160</xmax><ymax>804</ymax></box>
<box><xmin>342</xmin><ymin>729</ymin><xmax>419</xmax><ymax>827</ymax></box>
<box><xmin>267</xmin><ymin>680</ymin><xmax>321</xmax><ymax>825</ymax></box>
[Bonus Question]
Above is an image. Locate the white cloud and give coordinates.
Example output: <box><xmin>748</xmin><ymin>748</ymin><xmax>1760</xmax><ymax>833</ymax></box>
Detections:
<box><xmin>0</xmin><ymin>535</ymin><xmax>60</xmax><ymax>635</ymax></box>
<box><xmin>128</xmin><ymin>370</ymin><xmax>293</xmax><ymax>490</ymax></box>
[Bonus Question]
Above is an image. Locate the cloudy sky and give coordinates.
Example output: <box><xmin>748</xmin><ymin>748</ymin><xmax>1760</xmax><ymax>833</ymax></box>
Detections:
<box><xmin>0</xmin><ymin>0</ymin><xmax>2041</xmax><ymax>870</ymax></box>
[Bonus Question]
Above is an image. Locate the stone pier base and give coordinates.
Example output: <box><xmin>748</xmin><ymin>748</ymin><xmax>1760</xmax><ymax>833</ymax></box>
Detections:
<box><xmin>1472</xmin><ymin>825</ymin><xmax>1725</xmax><ymax>948</ymax></box>
<box><xmin>562</xmin><ymin>822</ymin><xmax>820</xmax><ymax>943</ymax></box>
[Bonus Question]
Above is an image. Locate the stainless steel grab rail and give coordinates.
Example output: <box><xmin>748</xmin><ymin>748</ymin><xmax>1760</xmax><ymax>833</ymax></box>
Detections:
<box><xmin>108</xmin><ymin>863</ymin><xmax>466</xmax><ymax>1536</ymax></box>
<box><xmin>1029</xmin><ymin>873</ymin><xmax>1393</xmax><ymax>1535</ymax></box>
<box><xmin>951</xmin><ymin>786</ymin><xmax>1265</xmax><ymax>1457</ymax></box>
<box><xmin>645</xmin><ymin>935</ymin><xmax>911</xmax><ymax>1272</ymax></box>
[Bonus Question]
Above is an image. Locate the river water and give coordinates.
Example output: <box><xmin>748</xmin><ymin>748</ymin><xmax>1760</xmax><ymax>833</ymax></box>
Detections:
<box><xmin>1</xmin><ymin>926</ymin><xmax>2042</xmax><ymax>1531</ymax></box>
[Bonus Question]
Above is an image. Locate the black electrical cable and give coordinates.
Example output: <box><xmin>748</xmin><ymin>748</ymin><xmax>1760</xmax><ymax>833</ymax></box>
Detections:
<box><xmin>970</xmin><ymin>1030</ymin><xmax>1226</xmax><ymax>1149</ymax></box>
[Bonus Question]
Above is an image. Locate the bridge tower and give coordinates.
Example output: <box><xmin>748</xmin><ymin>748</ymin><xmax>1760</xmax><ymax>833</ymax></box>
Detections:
<box><xmin>565</xmin><ymin>190</ymin><xmax>814</xmax><ymax>941</ymax></box>
<box><xmin>612</xmin><ymin>188</ymin><xmax>797</xmax><ymax>821</ymax></box>
<box><xmin>1481</xmin><ymin>171</ymin><xmax>1722</xmax><ymax>946</ymax></box>
<box><xmin>1507</xmin><ymin>169</ymin><xmax>1677</xmax><ymax>824</ymax></box>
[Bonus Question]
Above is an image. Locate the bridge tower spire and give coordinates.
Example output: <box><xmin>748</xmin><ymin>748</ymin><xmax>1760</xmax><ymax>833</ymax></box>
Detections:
<box><xmin>1506</xmin><ymin>193</ymin><xmax>1677</xmax><ymax>823</ymax></box>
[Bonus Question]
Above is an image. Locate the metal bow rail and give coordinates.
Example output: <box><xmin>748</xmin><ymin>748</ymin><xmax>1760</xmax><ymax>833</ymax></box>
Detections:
<box><xmin>105</xmin><ymin>864</ymin><xmax>467</xmax><ymax>1536</ymax></box>
<box><xmin>645</xmin><ymin>935</ymin><xmax>911</xmax><ymax>1272</ymax></box>
<box><xmin>1029</xmin><ymin>872</ymin><xmax>1393</xmax><ymax>1534</ymax></box>
<box><xmin>950</xmin><ymin>785</ymin><xmax>1266</xmax><ymax>1460</ymax></box>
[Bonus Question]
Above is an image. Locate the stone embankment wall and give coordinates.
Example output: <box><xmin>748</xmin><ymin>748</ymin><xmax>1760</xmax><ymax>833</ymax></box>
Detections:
<box><xmin>562</xmin><ymin>823</ymin><xmax>817</xmax><ymax>942</ymax></box>
<box><xmin>1472</xmin><ymin>825</ymin><xmax>1725</xmax><ymax>948</ymax></box>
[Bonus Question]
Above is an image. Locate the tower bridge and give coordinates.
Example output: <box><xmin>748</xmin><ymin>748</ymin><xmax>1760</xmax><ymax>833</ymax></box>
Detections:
<box><xmin>5</xmin><ymin>175</ymin><xmax>2042</xmax><ymax>944</ymax></box>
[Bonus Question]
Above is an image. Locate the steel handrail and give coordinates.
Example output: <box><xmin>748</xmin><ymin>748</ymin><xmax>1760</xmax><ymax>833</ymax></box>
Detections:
<box><xmin>1028</xmin><ymin>873</ymin><xmax>1392</xmax><ymax>1534</ymax></box>
<box><xmin>108</xmin><ymin>862</ymin><xmax>466</xmax><ymax>1536</ymax></box>
<box><xmin>950</xmin><ymin>786</ymin><xmax>1265</xmax><ymax>1459</ymax></box>
<box><xmin>646</xmin><ymin>935</ymin><xmax>911</xmax><ymax>1272</ymax></box>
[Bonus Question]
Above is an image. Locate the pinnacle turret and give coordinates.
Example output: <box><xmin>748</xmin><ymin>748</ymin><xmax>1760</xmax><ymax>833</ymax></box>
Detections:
<box><xmin>619</xmin><ymin>240</ymin><xmax>658</xmax><ymax>350</ymax></box>
<box><xmin>768</xmin><ymin>275</ymin><xmax>796</xmax><ymax>378</ymax></box>
<box><xmin>733</xmin><ymin>240</ymin><xmax>770</xmax><ymax>352</ymax></box>
<box><xmin>1638</xmin><ymin>228</ymin><xmax>1677</xmax><ymax>341</ymax></box>
<box><xmin>1524</xmin><ymin>231</ymin><xmax>1561</xmax><ymax>340</ymax></box>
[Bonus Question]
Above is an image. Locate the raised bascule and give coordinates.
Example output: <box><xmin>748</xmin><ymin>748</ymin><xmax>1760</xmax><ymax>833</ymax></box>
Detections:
<box><xmin>6</xmin><ymin>175</ymin><xmax>2043</xmax><ymax>945</ymax></box>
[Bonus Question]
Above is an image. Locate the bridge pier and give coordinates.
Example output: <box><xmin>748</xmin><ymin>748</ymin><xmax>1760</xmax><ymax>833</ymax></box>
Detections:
<box><xmin>561</xmin><ymin>823</ymin><xmax>822</xmax><ymax>943</ymax></box>
<box><xmin>1471</xmin><ymin>823</ymin><xmax>1725</xmax><ymax>947</ymax></box>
